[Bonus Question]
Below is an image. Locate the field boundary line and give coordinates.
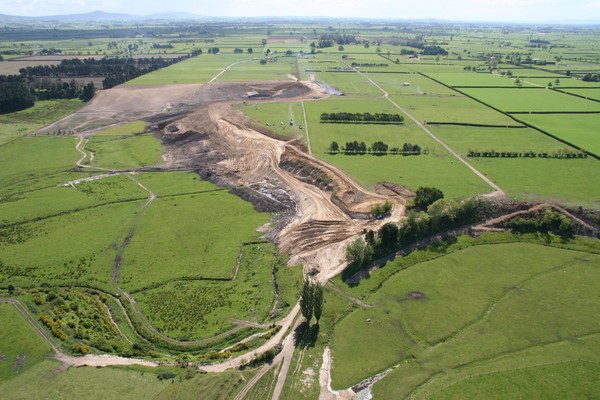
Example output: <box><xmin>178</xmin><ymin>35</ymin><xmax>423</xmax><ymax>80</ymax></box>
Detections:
<box><xmin>345</xmin><ymin>64</ymin><xmax>503</xmax><ymax>196</ymax></box>
<box><xmin>421</xmin><ymin>72</ymin><xmax>600</xmax><ymax>160</ymax></box>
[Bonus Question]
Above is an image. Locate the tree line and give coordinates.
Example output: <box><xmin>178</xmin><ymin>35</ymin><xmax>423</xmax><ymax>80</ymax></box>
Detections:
<box><xmin>345</xmin><ymin>188</ymin><xmax>483</xmax><ymax>272</ymax></box>
<box><xmin>350</xmin><ymin>63</ymin><xmax>389</xmax><ymax>68</ymax></box>
<box><xmin>19</xmin><ymin>56</ymin><xmax>188</xmax><ymax>89</ymax></box>
<box><xmin>1</xmin><ymin>75</ymin><xmax>95</xmax><ymax>113</ymax></box>
<box><xmin>317</xmin><ymin>34</ymin><xmax>356</xmax><ymax>48</ymax></box>
<box><xmin>582</xmin><ymin>74</ymin><xmax>600</xmax><ymax>82</ymax></box>
<box><xmin>320</xmin><ymin>112</ymin><xmax>404</xmax><ymax>124</ymax></box>
<box><xmin>467</xmin><ymin>149</ymin><xmax>588</xmax><ymax>159</ymax></box>
<box><xmin>0</xmin><ymin>52</ymin><xmax>198</xmax><ymax>113</ymax></box>
<box><xmin>329</xmin><ymin>140</ymin><xmax>422</xmax><ymax>156</ymax></box>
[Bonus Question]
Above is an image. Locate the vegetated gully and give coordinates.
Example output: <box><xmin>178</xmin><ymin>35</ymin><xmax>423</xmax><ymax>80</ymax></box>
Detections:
<box><xmin>34</xmin><ymin>80</ymin><xmax>406</xmax><ymax>379</ymax></box>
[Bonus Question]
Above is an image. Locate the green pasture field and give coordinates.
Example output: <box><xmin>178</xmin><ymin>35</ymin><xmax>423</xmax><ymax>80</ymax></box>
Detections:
<box><xmin>429</xmin><ymin>125</ymin><xmax>579</xmax><ymax>154</ymax></box>
<box><xmin>134</xmin><ymin>244</ymin><xmax>300</xmax><ymax>340</ymax></box>
<box><xmin>126</xmin><ymin>54</ymin><xmax>249</xmax><ymax>85</ymax></box>
<box><xmin>472</xmin><ymin>157</ymin><xmax>600</xmax><ymax>207</ymax></box>
<box><xmin>302</xmin><ymin>97</ymin><xmax>493</xmax><ymax>198</ymax></box>
<box><xmin>427</xmin><ymin>361</ymin><xmax>600</xmax><ymax>400</ymax></box>
<box><xmin>460</xmin><ymin>87</ymin><xmax>600</xmax><ymax>112</ymax></box>
<box><xmin>331</xmin><ymin>240</ymin><xmax>600</xmax><ymax>394</ymax></box>
<box><xmin>500</xmin><ymin>68</ymin><xmax>565</xmax><ymax>78</ymax></box>
<box><xmin>0</xmin><ymin>136</ymin><xmax>79</xmax><ymax>192</ymax></box>
<box><xmin>316</xmin><ymin>144</ymin><xmax>492</xmax><ymax>199</ymax></box>
<box><xmin>514</xmin><ymin>113</ymin><xmax>600</xmax><ymax>155</ymax></box>
<box><xmin>521</xmin><ymin>78</ymin><xmax>600</xmax><ymax>88</ymax></box>
<box><xmin>364</xmin><ymin>73</ymin><xmax>519</xmax><ymax>125</ymax></box>
<box><xmin>427</xmin><ymin>72</ymin><xmax>517</xmax><ymax>87</ymax></box>
<box><xmin>85</xmin><ymin>133</ymin><xmax>163</xmax><ymax>170</ymax></box>
<box><xmin>239</xmin><ymin>101</ymin><xmax>305</xmax><ymax>138</ymax></box>
<box><xmin>390</xmin><ymin>93</ymin><xmax>517</xmax><ymax>125</ymax></box>
<box><xmin>0</xmin><ymin>201</ymin><xmax>142</xmax><ymax>290</ymax></box>
<box><xmin>371</xmin><ymin>73</ymin><xmax>457</xmax><ymax>96</ymax></box>
<box><xmin>559</xmin><ymin>88</ymin><xmax>600</xmax><ymax>100</ymax></box>
<box><xmin>0</xmin><ymin>303</ymin><xmax>52</xmax><ymax>381</ymax></box>
<box><xmin>400</xmin><ymin>62</ymin><xmax>471</xmax><ymax>74</ymax></box>
<box><xmin>0</xmin><ymin>361</ymin><xmax>171</xmax><ymax>400</ymax></box>
<box><xmin>132</xmin><ymin>171</ymin><xmax>219</xmax><ymax>196</ymax></box>
<box><xmin>0</xmin><ymin>175</ymin><xmax>146</xmax><ymax>225</ymax></box>
<box><xmin>119</xmin><ymin>191</ymin><xmax>269</xmax><ymax>291</ymax></box>
<box><xmin>539</xmin><ymin>60</ymin><xmax>600</xmax><ymax>73</ymax></box>
<box><xmin>313</xmin><ymin>71</ymin><xmax>384</xmax><ymax>96</ymax></box>
<box><xmin>0</xmin><ymin>99</ymin><xmax>83</xmax><ymax>145</ymax></box>
<box><xmin>218</xmin><ymin>57</ymin><xmax>296</xmax><ymax>81</ymax></box>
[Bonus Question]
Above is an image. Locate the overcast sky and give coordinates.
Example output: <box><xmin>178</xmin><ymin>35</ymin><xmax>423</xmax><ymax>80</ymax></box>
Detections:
<box><xmin>2</xmin><ymin>0</ymin><xmax>599</xmax><ymax>22</ymax></box>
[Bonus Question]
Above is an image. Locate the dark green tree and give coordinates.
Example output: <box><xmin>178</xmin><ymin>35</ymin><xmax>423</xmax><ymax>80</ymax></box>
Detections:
<box><xmin>328</xmin><ymin>141</ymin><xmax>339</xmax><ymax>153</ymax></box>
<box><xmin>312</xmin><ymin>283</ymin><xmax>324</xmax><ymax>324</ymax></box>
<box><xmin>79</xmin><ymin>82</ymin><xmax>95</xmax><ymax>102</ymax></box>
<box><xmin>414</xmin><ymin>187</ymin><xmax>444</xmax><ymax>209</ymax></box>
<box><xmin>299</xmin><ymin>278</ymin><xmax>313</xmax><ymax>323</ymax></box>
<box><xmin>378</xmin><ymin>223</ymin><xmax>399</xmax><ymax>250</ymax></box>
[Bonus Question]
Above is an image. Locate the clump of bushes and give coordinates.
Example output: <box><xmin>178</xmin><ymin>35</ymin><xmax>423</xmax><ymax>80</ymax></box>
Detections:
<box><xmin>507</xmin><ymin>209</ymin><xmax>577</xmax><ymax>237</ymax></box>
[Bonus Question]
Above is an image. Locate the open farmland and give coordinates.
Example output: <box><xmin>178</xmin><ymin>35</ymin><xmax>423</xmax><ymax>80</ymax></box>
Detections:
<box><xmin>459</xmin><ymin>87</ymin><xmax>600</xmax><ymax>113</ymax></box>
<box><xmin>515</xmin><ymin>113</ymin><xmax>600</xmax><ymax>156</ymax></box>
<box><xmin>330</xmin><ymin>237</ymin><xmax>600</xmax><ymax>397</ymax></box>
<box><xmin>0</xmin><ymin>302</ymin><xmax>52</xmax><ymax>380</ymax></box>
<box><xmin>1</xmin><ymin>18</ymin><xmax>600</xmax><ymax>400</ymax></box>
<box><xmin>119</xmin><ymin>191</ymin><xmax>270</xmax><ymax>290</ymax></box>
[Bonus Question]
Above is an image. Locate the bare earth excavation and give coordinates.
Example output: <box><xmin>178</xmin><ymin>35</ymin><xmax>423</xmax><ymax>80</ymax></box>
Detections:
<box><xmin>35</xmin><ymin>78</ymin><xmax>406</xmax><ymax>397</ymax></box>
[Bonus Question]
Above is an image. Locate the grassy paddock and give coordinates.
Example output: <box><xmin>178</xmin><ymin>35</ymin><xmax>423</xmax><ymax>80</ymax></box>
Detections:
<box><xmin>0</xmin><ymin>137</ymin><xmax>79</xmax><ymax>191</ymax></box>
<box><xmin>0</xmin><ymin>361</ymin><xmax>171</xmax><ymax>400</ymax></box>
<box><xmin>0</xmin><ymin>99</ymin><xmax>83</xmax><ymax>145</ymax></box>
<box><xmin>126</xmin><ymin>55</ymin><xmax>250</xmax><ymax>85</ymax></box>
<box><xmin>514</xmin><ymin>113</ymin><xmax>600</xmax><ymax>156</ymax></box>
<box><xmin>119</xmin><ymin>191</ymin><xmax>269</xmax><ymax>291</ymax></box>
<box><xmin>0</xmin><ymin>303</ymin><xmax>52</xmax><ymax>382</ymax></box>
<box><xmin>473</xmin><ymin>157</ymin><xmax>600</xmax><ymax>207</ymax></box>
<box><xmin>461</xmin><ymin>87</ymin><xmax>600</xmax><ymax>112</ymax></box>
<box><xmin>0</xmin><ymin>174</ymin><xmax>146</xmax><ymax>225</ymax></box>
<box><xmin>238</xmin><ymin>101</ymin><xmax>304</xmax><ymax>138</ymax></box>
<box><xmin>0</xmin><ymin>201</ymin><xmax>142</xmax><ymax>290</ymax></box>
<box><xmin>331</xmin><ymin>238</ymin><xmax>600</xmax><ymax>395</ymax></box>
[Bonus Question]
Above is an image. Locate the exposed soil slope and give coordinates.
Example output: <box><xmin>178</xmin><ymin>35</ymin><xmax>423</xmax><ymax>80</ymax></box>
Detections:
<box><xmin>158</xmin><ymin>87</ymin><xmax>406</xmax><ymax>279</ymax></box>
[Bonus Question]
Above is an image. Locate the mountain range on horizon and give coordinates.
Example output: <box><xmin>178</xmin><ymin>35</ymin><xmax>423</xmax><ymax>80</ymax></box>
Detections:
<box><xmin>0</xmin><ymin>10</ymin><xmax>599</xmax><ymax>25</ymax></box>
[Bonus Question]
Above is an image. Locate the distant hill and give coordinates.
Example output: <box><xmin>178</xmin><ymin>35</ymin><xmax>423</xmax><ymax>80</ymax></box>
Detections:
<box><xmin>37</xmin><ymin>10</ymin><xmax>141</xmax><ymax>22</ymax></box>
<box><xmin>0</xmin><ymin>10</ymin><xmax>207</xmax><ymax>23</ymax></box>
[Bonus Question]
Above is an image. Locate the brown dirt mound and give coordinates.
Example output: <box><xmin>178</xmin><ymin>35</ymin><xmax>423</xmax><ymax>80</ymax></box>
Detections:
<box><xmin>374</xmin><ymin>182</ymin><xmax>415</xmax><ymax>199</ymax></box>
<box><xmin>35</xmin><ymin>81</ymin><xmax>312</xmax><ymax>135</ymax></box>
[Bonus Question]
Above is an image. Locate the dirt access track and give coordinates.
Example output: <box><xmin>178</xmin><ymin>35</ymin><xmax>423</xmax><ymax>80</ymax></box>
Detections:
<box><xmin>44</xmin><ymin>79</ymin><xmax>406</xmax><ymax>280</ymax></box>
